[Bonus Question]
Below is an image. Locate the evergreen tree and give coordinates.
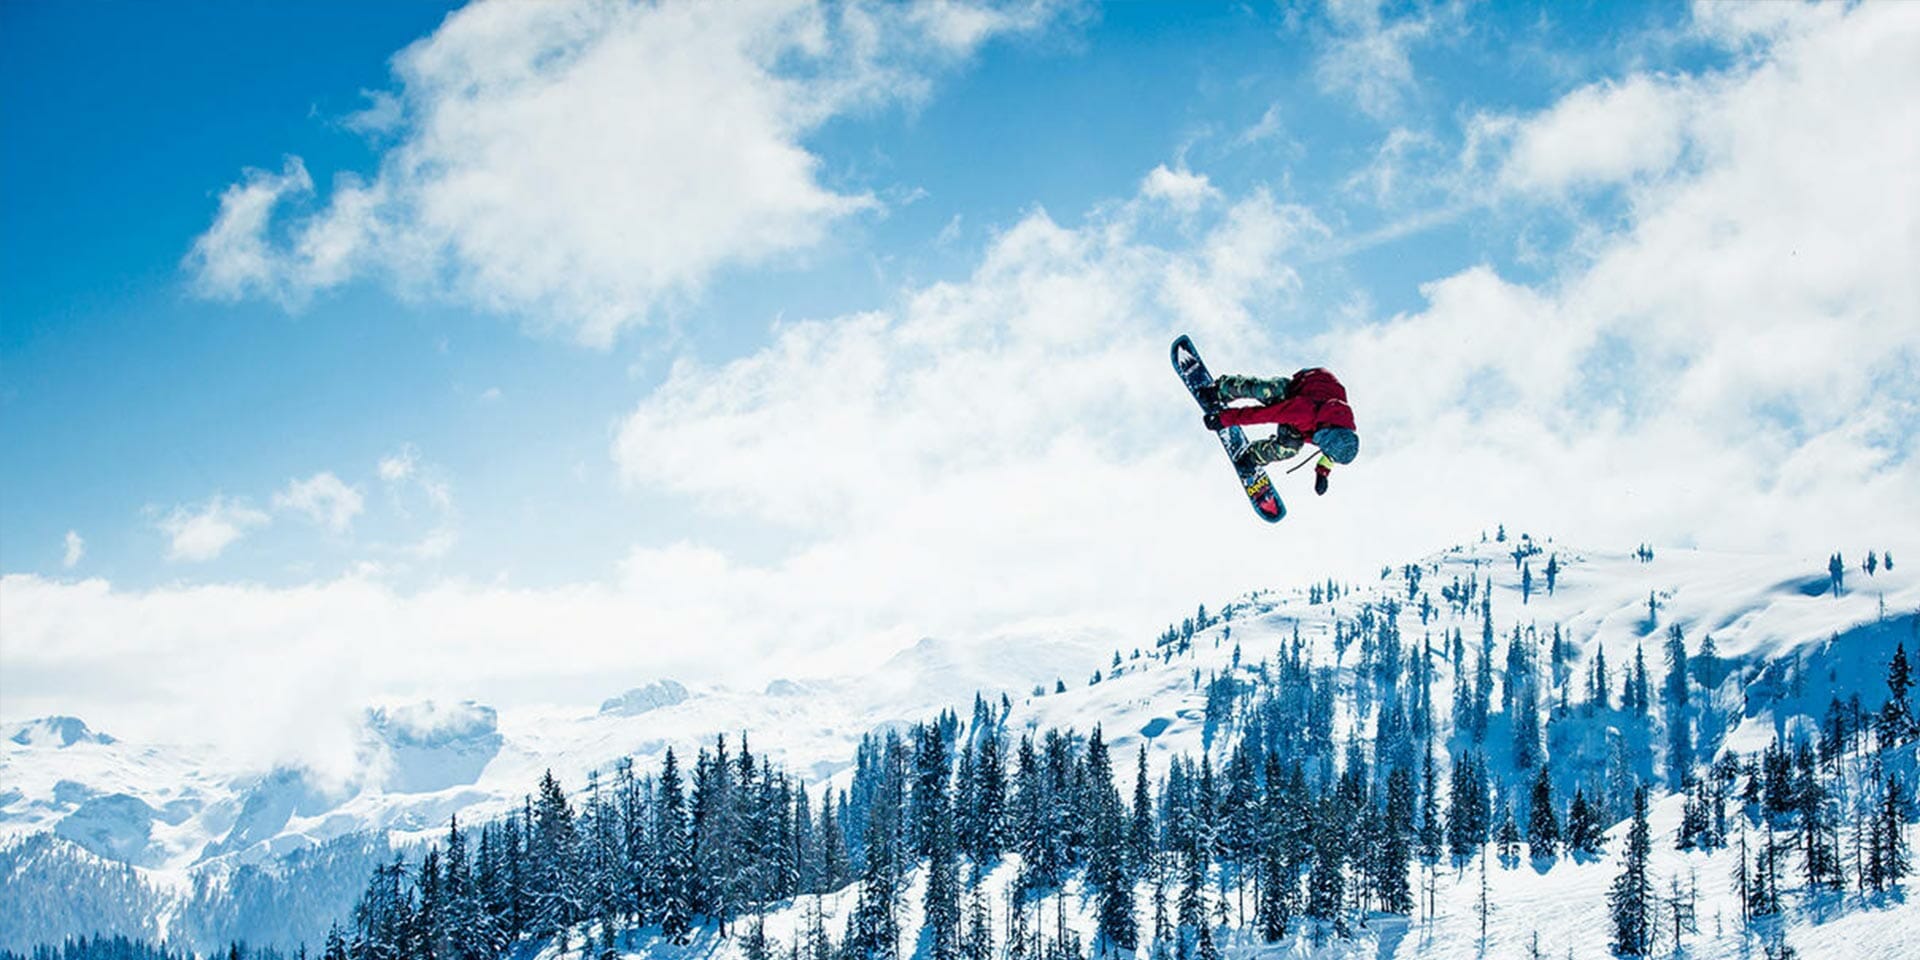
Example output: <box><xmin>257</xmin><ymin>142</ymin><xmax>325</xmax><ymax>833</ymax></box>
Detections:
<box><xmin>919</xmin><ymin>725</ymin><xmax>962</xmax><ymax>960</ymax></box>
<box><xmin>1377</xmin><ymin>765</ymin><xmax>1415</xmax><ymax>913</ymax></box>
<box><xmin>1509</xmin><ymin>629</ymin><xmax>1541</xmax><ymax>771</ymax></box>
<box><xmin>1447</xmin><ymin>752</ymin><xmax>1490</xmax><ymax>859</ymax></box>
<box><xmin>851</xmin><ymin>738</ymin><xmax>905</xmax><ymax>960</ymax></box>
<box><xmin>353</xmin><ymin>855</ymin><xmax>413</xmax><ymax>960</ymax></box>
<box><xmin>1130</xmin><ymin>746</ymin><xmax>1155</xmax><ymax>872</ymax></box>
<box><xmin>976</xmin><ymin>731</ymin><xmax>1008</xmax><ymax>859</ymax></box>
<box><xmin>1793</xmin><ymin>741</ymin><xmax>1841</xmax><ymax>890</ymax></box>
<box><xmin>1176</xmin><ymin>844</ymin><xmax>1206</xmax><ymax>960</ymax></box>
<box><xmin>1193</xmin><ymin>915</ymin><xmax>1219</xmax><ymax>960</ymax></box>
<box><xmin>1677</xmin><ymin>780</ymin><xmax>1711</xmax><ymax>851</ymax></box>
<box><xmin>658</xmin><ymin>749</ymin><xmax>694</xmax><ymax>944</ymax></box>
<box><xmin>323</xmin><ymin>925</ymin><xmax>349</xmax><ymax>960</ymax></box>
<box><xmin>818</xmin><ymin>790</ymin><xmax>848</xmax><ymax>892</ymax></box>
<box><xmin>1526</xmin><ymin>766</ymin><xmax>1559</xmax><ymax>860</ymax></box>
<box><xmin>1565</xmin><ymin>788</ymin><xmax>1603</xmax><ymax>857</ymax></box>
<box><xmin>1494</xmin><ymin>802</ymin><xmax>1520</xmax><ymax>866</ymax></box>
<box><xmin>1878</xmin><ymin>772</ymin><xmax>1910</xmax><ymax>890</ymax></box>
<box><xmin>440</xmin><ymin>815</ymin><xmax>486</xmax><ymax>960</ymax></box>
<box><xmin>1752</xmin><ymin>822</ymin><xmax>1782</xmax><ymax>918</ymax></box>
<box><xmin>1417</xmin><ymin>739</ymin><xmax>1444</xmax><ymax>867</ymax></box>
<box><xmin>529</xmin><ymin>769</ymin><xmax>582</xmax><ymax>937</ymax></box>
<box><xmin>1305</xmin><ymin>792</ymin><xmax>1347</xmax><ymax>935</ymax></box>
<box><xmin>912</xmin><ymin>724</ymin><xmax>952</xmax><ymax>860</ymax></box>
<box><xmin>1254</xmin><ymin>750</ymin><xmax>1296</xmax><ymax>941</ymax></box>
<box><xmin>1590</xmin><ymin>645</ymin><xmax>1611</xmax><ymax>712</ymax></box>
<box><xmin>793</xmin><ymin>782</ymin><xmax>817</xmax><ymax>896</ymax></box>
<box><xmin>1607</xmin><ymin>788</ymin><xmax>1653</xmax><ymax>957</ymax></box>
<box><xmin>1471</xmin><ymin>615</ymin><xmax>1494</xmax><ymax>742</ymax></box>
<box><xmin>1627</xmin><ymin>644</ymin><xmax>1650</xmax><ymax>718</ymax></box>
<box><xmin>1881</xmin><ymin>643</ymin><xmax>1914</xmax><ymax>748</ymax></box>
<box><xmin>691</xmin><ymin>738</ymin><xmax>740</xmax><ymax>931</ymax></box>
<box><xmin>1662</xmin><ymin>625</ymin><xmax>1692</xmax><ymax>789</ymax></box>
<box><xmin>962</xmin><ymin>873</ymin><xmax>995</xmax><ymax>960</ymax></box>
<box><xmin>1085</xmin><ymin>728</ymin><xmax>1137</xmax><ymax>955</ymax></box>
<box><xmin>412</xmin><ymin>847</ymin><xmax>442</xmax><ymax>960</ymax></box>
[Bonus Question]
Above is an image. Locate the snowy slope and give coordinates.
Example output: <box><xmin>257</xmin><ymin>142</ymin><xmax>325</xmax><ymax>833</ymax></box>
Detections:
<box><xmin>1010</xmin><ymin>538</ymin><xmax>1918</xmax><ymax>790</ymax></box>
<box><xmin>630</xmin><ymin>785</ymin><xmax>1920</xmax><ymax>960</ymax></box>
<box><xmin>575</xmin><ymin>536</ymin><xmax>1920</xmax><ymax>960</ymax></box>
<box><xmin>4</xmin><ymin>534</ymin><xmax>1916</xmax><ymax>956</ymax></box>
<box><xmin>0</xmin><ymin>626</ymin><xmax>1110</xmax><ymax>872</ymax></box>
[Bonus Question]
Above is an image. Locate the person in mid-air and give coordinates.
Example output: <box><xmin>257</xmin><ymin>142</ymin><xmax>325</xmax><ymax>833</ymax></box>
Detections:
<box><xmin>1199</xmin><ymin>367</ymin><xmax>1358</xmax><ymax>495</ymax></box>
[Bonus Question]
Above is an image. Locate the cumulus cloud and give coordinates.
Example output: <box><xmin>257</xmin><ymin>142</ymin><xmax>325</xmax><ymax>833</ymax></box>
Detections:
<box><xmin>185</xmin><ymin>0</ymin><xmax>1077</xmax><ymax>346</ymax></box>
<box><xmin>1139</xmin><ymin>165</ymin><xmax>1220</xmax><ymax>211</ymax></box>
<box><xmin>1491</xmin><ymin>74</ymin><xmax>1696</xmax><ymax>194</ymax></box>
<box><xmin>62</xmin><ymin>531</ymin><xmax>84</xmax><ymax>569</ymax></box>
<box><xmin>155</xmin><ymin>496</ymin><xmax>271</xmax><ymax>563</ymax></box>
<box><xmin>1326</xmin><ymin>1</ymin><xmax>1920</xmax><ymax>548</ymax></box>
<box><xmin>185</xmin><ymin>158</ymin><xmax>317</xmax><ymax>304</ymax></box>
<box><xmin>615</xmin><ymin>0</ymin><xmax>1920</xmax><ymax>642</ymax></box>
<box><xmin>273</xmin><ymin>472</ymin><xmax>366</xmax><ymax>533</ymax></box>
<box><xmin>614</xmin><ymin>187</ymin><xmax>1318</xmax><ymax>532</ymax></box>
<box><xmin>14</xmin><ymin>2</ymin><xmax>1918</xmax><ymax>770</ymax></box>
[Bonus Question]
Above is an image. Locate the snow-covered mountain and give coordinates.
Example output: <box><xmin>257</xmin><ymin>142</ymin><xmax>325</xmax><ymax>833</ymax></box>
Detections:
<box><xmin>0</xmin><ymin>623</ymin><xmax>1111</xmax><ymax>874</ymax></box>
<box><xmin>3</xmin><ymin>534</ymin><xmax>1916</xmax><ymax>956</ymax></box>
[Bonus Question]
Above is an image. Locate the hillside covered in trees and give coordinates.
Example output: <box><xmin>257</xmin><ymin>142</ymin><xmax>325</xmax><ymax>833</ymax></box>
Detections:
<box><xmin>6</xmin><ymin>536</ymin><xmax>1918</xmax><ymax>959</ymax></box>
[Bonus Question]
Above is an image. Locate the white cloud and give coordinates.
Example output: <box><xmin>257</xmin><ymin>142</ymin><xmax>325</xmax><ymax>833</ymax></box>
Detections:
<box><xmin>607</xmin><ymin>184</ymin><xmax>1327</xmax><ymax>665</ymax></box>
<box><xmin>374</xmin><ymin>443</ymin><xmax>458</xmax><ymax>560</ymax></box>
<box><xmin>273</xmin><ymin>472</ymin><xmax>366</xmax><ymax>533</ymax></box>
<box><xmin>16</xmin><ymin>2</ymin><xmax>1919</xmax><ymax>771</ymax></box>
<box><xmin>155</xmin><ymin>496</ymin><xmax>271</xmax><ymax>563</ymax></box>
<box><xmin>1324</xmin><ymin>1</ymin><xmax>1920</xmax><ymax>548</ymax></box>
<box><xmin>184</xmin><ymin>158</ymin><xmax>315</xmax><ymax>305</ymax></box>
<box><xmin>1139</xmin><ymin>164</ymin><xmax>1220</xmax><ymax>212</ymax></box>
<box><xmin>185</xmin><ymin>0</ymin><xmax>1077</xmax><ymax>346</ymax></box>
<box><xmin>1495</xmin><ymin>74</ymin><xmax>1696</xmax><ymax>194</ymax></box>
<box><xmin>1344</xmin><ymin>126</ymin><xmax>1440</xmax><ymax>205</ymax></box>
<box><xmin>1312</xmin><ymin>0</ymin><xmax>1442</xmax><ymax>119</ymax></box>
<box><xmin>614</xmin><ymin>0</ymin><xmax>1920</xmax><ymax>649</ymax></box>
<box><xmin>343</xmin><ymin>89</ymin><xmax>404</xmax><ymax>137</ymax></box>
<box><xmin>378</xmin><ymin>444</ymin><xmax>418</xmax><ymax>483</ymax></box>
<box><xmin>62</xmin><ymin>531</ymin><xmax>84</xmax><ymax>569</ymax></box>
<box><xmin>1233</xmin><ymin>103</ymin><xmax>1288</xmax><ymax>149</ymax></box>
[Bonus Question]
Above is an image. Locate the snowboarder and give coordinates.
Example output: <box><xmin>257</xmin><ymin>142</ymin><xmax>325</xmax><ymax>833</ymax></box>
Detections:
<box><xmin>1197</xmin><ymin>368</ymin><xmax>1358</xmax><ymax>495</ymax></box>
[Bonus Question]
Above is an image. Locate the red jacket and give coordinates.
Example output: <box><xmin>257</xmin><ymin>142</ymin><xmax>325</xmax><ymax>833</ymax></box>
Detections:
<box><xmin>1216</xmin><ymin>368</ymin><xmax>1356</xmax><ymax>435</ymax></box>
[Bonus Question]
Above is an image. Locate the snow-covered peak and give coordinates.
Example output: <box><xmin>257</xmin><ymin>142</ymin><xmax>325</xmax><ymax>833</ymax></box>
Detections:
<box><xmin>597</xmin><ymin>680</ymin><xmax>691</xmax><ymax>716</ymax></box>
<box><xmin>6</xmin><ymin>716</ymin><xmax>115</xmax><ymax>748</ymax></box>
<box><xmin>359</xmin><ymin>699</ymin><xmax>503</xmax><ymax>796</ymax></box>
<box><xmin>364</xmin><ymin>699</ymin><xmax>499</xmax><ymax>750</ymax></box>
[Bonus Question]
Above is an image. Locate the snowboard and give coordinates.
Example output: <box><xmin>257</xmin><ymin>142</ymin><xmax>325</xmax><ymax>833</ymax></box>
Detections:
<box><xmin>1171</xmin><ymin>335</ymin><xmax>1285</xmax><ymax>522</ymax></box>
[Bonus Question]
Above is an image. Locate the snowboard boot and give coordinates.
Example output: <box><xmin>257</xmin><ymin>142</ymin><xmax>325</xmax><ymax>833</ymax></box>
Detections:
<box><xmin>1213</xmin><ymin>374</ymin><xmax>1291</xmax><ymax>405</ymax></box>
<box><xmin>1244</xmin><ymin>435</ymin><xmax>1298</xmax><ymax>466</ymax></box>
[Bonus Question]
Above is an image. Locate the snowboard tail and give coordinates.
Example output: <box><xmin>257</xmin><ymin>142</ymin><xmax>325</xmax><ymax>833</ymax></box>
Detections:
<box><xmin>1171</xmin><ymin>335</ymin><xmax>1285</xmax><ymax>523</ymax></box>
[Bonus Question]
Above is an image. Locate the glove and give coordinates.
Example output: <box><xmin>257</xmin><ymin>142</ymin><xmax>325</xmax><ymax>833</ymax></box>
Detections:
<box><xmin>1315</xmin><ymin>468</ymin><xmax>1330</xmax><ymax>496</ymax></box>
<box><xmin>1202</xmin><ymin>411</ymin><xmax>1225</xmax><ymax>431</ymax></box>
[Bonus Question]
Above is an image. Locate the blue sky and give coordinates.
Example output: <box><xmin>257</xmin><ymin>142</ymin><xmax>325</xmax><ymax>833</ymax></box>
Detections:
<box><xmin>4</xmin><ymin>0</ymin><xmax>1706</xmax><ymax>587</ymax></box>
<box><xmin>4</xmin><ymin>1</ymin><xmax>1916</xmax><ymax>757</ymax></box>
